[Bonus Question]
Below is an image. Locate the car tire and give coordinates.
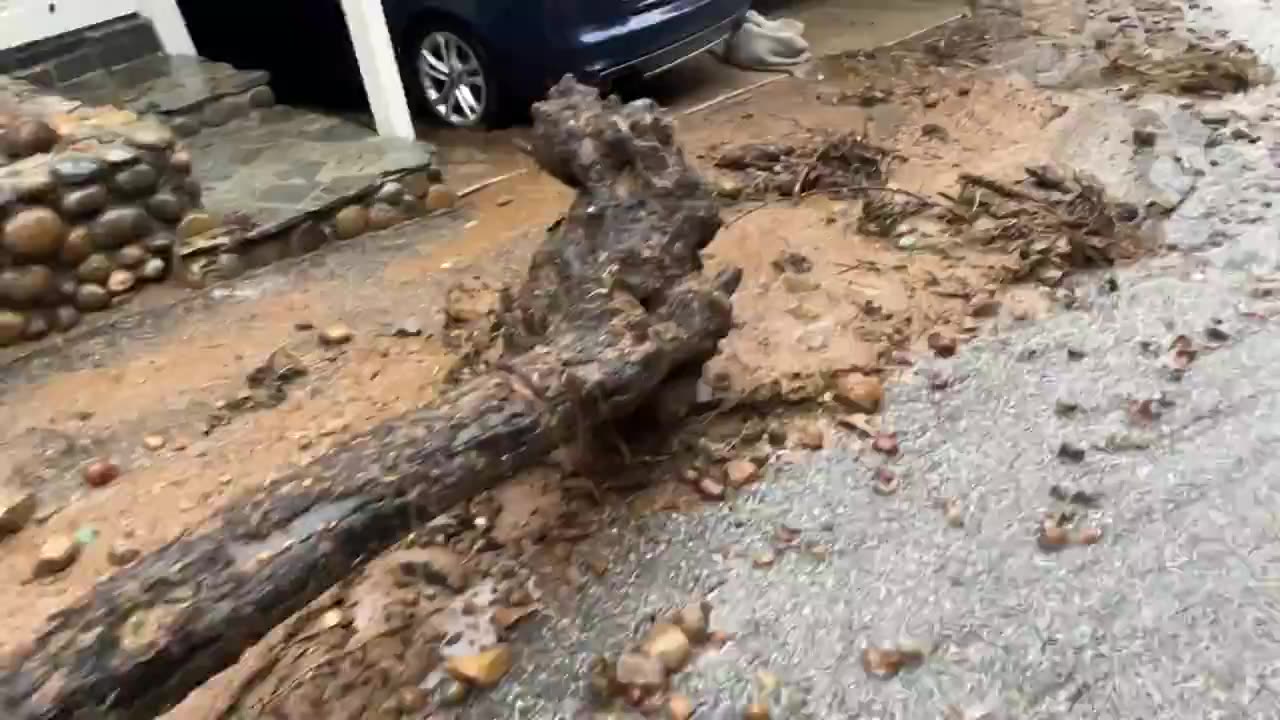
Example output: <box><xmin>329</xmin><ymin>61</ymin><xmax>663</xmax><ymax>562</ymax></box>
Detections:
<box><xmin>405</xmin><ymin>21</ymin><xmax>503</xmax><ymax>128</ymax></box>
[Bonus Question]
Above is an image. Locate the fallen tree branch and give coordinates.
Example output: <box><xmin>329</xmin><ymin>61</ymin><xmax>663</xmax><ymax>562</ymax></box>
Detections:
<box><xmin>0</xmin><ymin>77</ymin><xmax>740</xmax><ymax>720</ymax></box>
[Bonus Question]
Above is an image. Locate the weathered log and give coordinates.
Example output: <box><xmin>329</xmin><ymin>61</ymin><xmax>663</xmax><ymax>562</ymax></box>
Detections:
<box><xmin>0</xmin><ymin>78</ymin><xmax>740</xmax><ymax>720</ymax></box>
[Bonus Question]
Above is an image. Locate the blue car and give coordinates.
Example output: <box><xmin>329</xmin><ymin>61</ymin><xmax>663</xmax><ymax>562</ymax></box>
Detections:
<box><xmin>382</xmin><ymin>0</ymin><xmax>751</xmax><ymax>127</ymax></box>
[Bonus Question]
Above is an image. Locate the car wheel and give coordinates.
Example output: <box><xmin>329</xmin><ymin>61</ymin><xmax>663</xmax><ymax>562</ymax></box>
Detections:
<box><xmin>409</xmin><ymin>25</ymin><xmax>500</xmax><ymax>128</ymax></box>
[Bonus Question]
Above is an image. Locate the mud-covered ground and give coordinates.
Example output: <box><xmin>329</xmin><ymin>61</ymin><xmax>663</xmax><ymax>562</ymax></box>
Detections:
<box><xmin>4</xmin><ymin>0</ymin><xmax>1279</xmax><ymax>717</ymax></box>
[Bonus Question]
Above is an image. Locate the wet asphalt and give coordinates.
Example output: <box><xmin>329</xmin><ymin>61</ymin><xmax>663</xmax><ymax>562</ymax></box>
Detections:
<box><xmin>454</xmin><ymin>1</ymin><xmax>1280</xmax><ymax>718</ymax></box>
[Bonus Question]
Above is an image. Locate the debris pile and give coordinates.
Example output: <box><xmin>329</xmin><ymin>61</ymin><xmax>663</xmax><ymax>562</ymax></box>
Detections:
<box><xmin>713</xmin><ymin>131</ymin><xmax>893</xmax><ymax>199</ymax></box>
<box><xmin>859</xmin><ymin>165</ymin><xmax>1150</xmax><ymax>285</ymax></box>
<box><xmin>1103</xmin><ymin>44</ymin><xmax>1273</xmax><ymax>96</ymax></box>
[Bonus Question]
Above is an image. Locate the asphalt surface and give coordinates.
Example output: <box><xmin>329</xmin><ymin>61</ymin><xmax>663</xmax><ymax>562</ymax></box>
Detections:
<box><xmin>455</xmin><ymin>1</ymin><xmax>1280</xmax><ymax>718</ymax></box>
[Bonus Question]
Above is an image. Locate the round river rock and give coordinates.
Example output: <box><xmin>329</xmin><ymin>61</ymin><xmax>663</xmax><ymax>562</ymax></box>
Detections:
<box><xmin>0</xmin><ymin>311</ymin><xmax>25</xmax><ymax>346</ymax></box>
<box><xmin>59</xmin><ymin>184</ymin><xmax>110</xmax><ymax>217</ymax></box>
<box><xmin>3</xmin><ymin>207</ymin><xmax>66</xmax><ymax>258</ymax></box>
<box><xmin>60</xmin><ymin>226</ymin><xmax>95</xmax><ymax>264</ymax></box>
<box><xmin>92</xmin><ymin>206</ymin><xmax>152</xmax><ymax>249</ymax></box>
<box><xmin>0</xmin><ymin>265</ymin><xmax>56</xmax><ymax>304</ymax></box>
<box><xmin>106</xmin><ymin>269</ymin><xmax>136</xmax><ymax>295</ymax></box>
<box><xmin>111</xmin><ymin>163</ymin><xmax>159</xmax><ymax>196</ymax></box>
<box><xmin>53</xmin><ymin>305</ymin><xmax>79</xmax><ymax>331</ymax></box>
<box><xmin>145</xmin><ymin>192</ymin><xmax>184</xmax><ymax>222</ymax></box>
<box><xmin>76</xmin><ymin>254</ymin><xmax>114</xmax><ymax>284</ymax></box>
<box><xmin>74</xmin><ymin>283</ymin><xmax>111</xmax><ymax>311</ymax></box>
<box><xmin>334</xmin><ymin>205</ymin><xmax>369</xmax><ymax>239</ymax></box>
<box><xmin>50</xmin><ymin>154</ymin><xmax>107</xmax><ymax>185</ymax></box>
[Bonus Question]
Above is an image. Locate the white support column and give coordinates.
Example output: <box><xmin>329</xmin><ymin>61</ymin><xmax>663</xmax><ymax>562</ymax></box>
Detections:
<box><xmin>338</xmin><ymin>0</ymin><xmax>417</xmax><ymax>140</ymax></box>
<box><xmin>137</xmin><ymin>0</ymin><xmax>197</xmax><ymax>56</ymax></box>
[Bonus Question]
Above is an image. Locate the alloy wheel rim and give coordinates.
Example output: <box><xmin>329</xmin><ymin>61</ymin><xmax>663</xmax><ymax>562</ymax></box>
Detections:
<box><xmin>417</xmin><ymin>31</ymin><xmax>487</xmax><ymax>126</ymax></box>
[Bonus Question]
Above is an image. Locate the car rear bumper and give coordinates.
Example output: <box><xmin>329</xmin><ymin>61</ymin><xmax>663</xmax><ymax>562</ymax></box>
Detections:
<box><xmin>591</xmin><ymin>10</ymin><xmax>743</xmax><ymax>81</ymax></box>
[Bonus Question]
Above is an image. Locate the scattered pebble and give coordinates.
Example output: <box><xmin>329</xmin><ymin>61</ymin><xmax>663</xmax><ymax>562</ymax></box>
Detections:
<box><xmin>673</xmin><ymin>600</ymin><xmax>710</xmax><ymax>643</ymax></box>
<box><xmin>724</xmin><ymin>459</ymin><xmax>760</xmax><ymax>488</ymax></box>
<box><xmin>0</xmin><ymin>489</ymin><xmax>38</xmax><ymax>536</ymax></box>
<box><xmin>943</xmin><ymin>498</ymin><xmax>965</xmax><ymax>527</ymax></box>
<box><xmin>33</xmin><ymin>536</ymin><xmax>80</xmax><ymax>578</ymax></box>
<box><xmin>495</xmin><ymin>195</ymin><xmax>514</xmax><ymax>207</ymax></box>
<box><xmin>643</xmin><ymin>622</ymin><xmax>692</xmax><ymax>671</ymax></box>
<box><xmin>927</xmin><ymin>331</ymin><xmax>958</xmax><ymax>357</ymax></box>
<box><xmin>436</xmin><ymin>677</ymin><xmax>470</xmax><ymax>705</ymax></box>
<box><xmin>753</xmin><ymin>550</ymin><xmax>777</xmax><ymax>568</ymax></box>
<box><xmin>872</xmin><ymin>467</ymin><xmax>900</xmax><ymax>495</ymax></box>
<box><xmin>1057</xmin><ymin>440</ymin><xmax>1086</xmax><ymax>462</ymax></box>
<box><xmin>744</xmin><ymin>703</ymin><xmax>771</xmax><ymax>720</ymax></box>
<box><xmin>107</xmin><ymin>541</ymin><xmax>141</xmax><ymax>567</ymax></box>
<box><xmin>83</xmin><ymin>460</ymin><xmax>120</xmax><ymax>488</ymax></box>
<box><xmin>668</xmin><ymin>694</ymin><xmax>695</xmax><ymax>720</ymax></box>
<box><xmin>791</xmin><ymin>423</ymin><xmax>825</xmax><ymax>450</ymax></box>
<box><xmin>142</xmin><ymin>434</ymin><xmax>166</xmax><ymax>451</ymax></box>
<box><xmin>871</xmin><ymin>433</ymin><xmax>899</xmax><ymax>456</ymax></box>
<box><xmin>834</xmin><ymin>373</ymin><xmax>883</xmax><ymax>412</ymax></box>
<box><xmin>615</xmin><ymin>651</ymin><xmax>666</xmax><ymax>689</ymax></box>
<box><xmin>696</xmin><ymin>477</ymin><xmax>726</xmax><ymax>500</ymax></box>
<box><xmin>861</xmin><ymin>646</ymin><xmax>924</xmax><ymax>679</ymax></box>
<box><xmin>445</xmin><ymin>644</ymin><xmax>514</xmax><ymax>688</ymax></box>
<box><xmin>318</xmin><ymin>323</ymin><xmax>354</xmax><ymax>346</ymax></box>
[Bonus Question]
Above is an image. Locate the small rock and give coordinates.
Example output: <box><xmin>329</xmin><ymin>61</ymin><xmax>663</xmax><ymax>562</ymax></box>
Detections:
<box><xmin>871</xmin><ymin>433</ymin><xmax>899</xmax><ymax>456</ymax></box>
<box><xmin>785</xmin><ymin>302</ymin><xmax>822</xmax><ymax>321</ymax></box>
<box><xmin>59</xmin><ymin>184</ymin><xmax>110</xmax><ymax>217</ymax></box>
<box><xmin>495</xmin><ymin>195</ymin><xmax>514</xmax><ymax>207</ymax></box>
<box><xmin>60</xmin><ymin>226</ymin><xmax>95</xmax><ymax>264</ymax></box>
<box><xmin>1132</xmin><ymin>127</ymin><xmax>1158</xmax><ymax>148</ymax></box>
<box><xmin>743</xmin><ymin>703</ymin><xmax>771</xmax><ymax>720</ymax></box>
<box><xmin>436</xmin><ymin>677</ymin><xmax>470</xmax><ymax>705</ymax></box>
<box><xmin>927</xmin><ymin>331</ymin><xmax>957</xmax><ymax>358</ymax></box>
<box><xmin>0</xmin><ymin>265</ymin><xmax>55</xmax><ymax>304</ymax></box>
<box><xmin>93</xmin><ymin>206</ymin><xmax>152</xmax><ymax>249</ymax></box>
<box><xmin>3</xmin><ymin>207</ymin><xmax>66</xmax><ymax>257</ymax></box>
<box><xmin>0</xmin><ymin>489</ymin><xmax>38</xmax><ymax>536</ymax></box>
<box><xmin>943</xmin><ymin>498</ymin><xmax>965</xmax><ymax>528</ymax></box>
<box><xmin>74</xmin><ymin>284</ymin><xmax>111</xmax><ymax>312</ymax></box>
<box><xmin>122</xmin><ymin>122</ymin><xmax>174</xmax><ymax>150</ymax></box>
<box><xmin>83</xmin><ymin>460</ymin><xmax>121</xmax><ymax>488</ymax></box>
<box><xmin>426</xmin><ymin>185</ymin><xmax>458</xmax><ymax>211</ymax></box>
<box><xmin>22</xmin><ymin>312</ymin><xmax>50</xmax><ymax>341</ymax></box>
<box><xmin>395</xmin><ymin>546</ymin><xmax>468</xmax><ymax>590</ymax></box>
<box><xmin>668</xmin><ymin>694</ymin><xmax>695</xmax><ymax>720</ymax></box>
<box><xmin>76</xmin><ymin>254</ymin><xmax>114</xmax><ymax>284</ymax></box>
<box><xmin>753</xmin><ymin>550</ymin><xmax>777</xmax><ymax>568</ymax></box>
<box><xmin>367</xmin><ymin>202</ymin><xmax>406</xmax><ymax>231</ymax></box>
<box><xmin>139</xmin><ymin>257</ymin><xmax>167</xmax><ymax>281</ymax></box>
<box><xmin>334</xmin><ymin>205</ymin><xmax>369</xmax><ymax>239</ymax></box>
<box><xmin>791</xmin><ymin>423</ymin><xmax>825</xmax><ymax>449</ymax></box>
<box><xmin>872</xmin><ymin>467</ymin><xmax>899</xmax><ymax>495</ymax></box>
<box><xmin>32</xmin><ymin>536</ymin><xmax>80</xmax><ymax>578</ymax></box>
<box><xmin>107</xmin><ymin>541</ymin><xmax>141</xmax><ymax>567</ymax></box>
<box><xmin>615</xmin><ymin>652</ymin><xmax>666</xmax><ymax>688</ymax></box>
<box><xmin>177</xmin><ymin>211</ymin><xmax>218</xmax><ymax>240</ymax></box>
<box><xmin>673</xmin><ymin>600</ymin><xmax>710</xmax><ymax>642</ymax></box>
<box><xmin>968</xmin><ymin>297</ymin><xmax>1001</xmax><ymax>317</ymax></box>
<box><xmin>0</xmin><ymin>311</ymin><xmax>24</xmax><ymax>346</ymax></box>
<box><xmin>288</xmin><ymin>220</ymin><xmax>330</xmax><ymax>255</ymax></box>
<box><xmin>111</xmin><ymin>163</ymin><xmax>159</xmax><ymax>196</ymax></box>
<box><xmin>781</xmin><ymin>274</ymin><xmax>820</xmax><ymax>293</ymax></box>
<box><xmin>375</xmin><ymin>181</ymin><xmax>408</xmax><ymax>205</ymax></box>
<box><xmin>106</xmin><ymin>269</ymin><xmax>137</xmax><ymax>295</ymax></box>
<box><xmin>142</xmin><ymin>435</ymin><xmax>166</xmax><ymax>451</ymax></box>
<box><xmin>1054</xmin><ymin>397</ymin><xmax>1080</xmax><ymax>416</ymax></box>
<box><xmin>318</xmin><ymin>323</ymin><xmax>353</xmax><ymax>346</ymax></box>
<box><xmin>3</xmin><ymin>118</ymin><xmax>58</xmax><ymax>157</ymax></box>
<box><xmin>643</xmin><ymin>622</ymin><xmax>692</xmax><ymax>672</ymax></box>
<box><xmin>834</xmin><ymin>373</ymin><xmax>882</xmax><ymax>412</ymax></box>
<box><xmin>1057</xmin><ymin>441</ymin><xmax>1086</xmax><ymax>462</ymax></box>
<box><xmin>145</xmin><ymin>192</ymin><xmax>185</xmax><ymax>222</ymax></box>
<box><xmin>696</xmin><ymin>477</ymin><xmax>726</xmax><ymax>500</ymax></box>
<box><xmin>114</xmin><ymin>244</ymin><xmax>148</xmax><ymax>268</ymax></box>
<box><xmin>392</xmin><ymin>317</ymin><xmax>424</xmax><ymax>337</ymax></box>
<box><xmin>446</xmin><ymin>645</ymin><xmax>514</xmax><ymax>688</ymax></box>
<box><xmin>52</xmin><ymin>305</ymin><xmax>80</xmax><ymax>331</ymax></box>
<box><xmin>724</xmin><ymin>459</ymin><xmax>759</xmax><ymax>488</ymax></box>
<box><xmin>247</xmin><ymin>86</ymin><xmax>276</xmax><ymax>108</ymax></box>
<box><xmin>50</xmin><ymin>154</ymin><xmax>106</xmax><ymax>185</ymax></box>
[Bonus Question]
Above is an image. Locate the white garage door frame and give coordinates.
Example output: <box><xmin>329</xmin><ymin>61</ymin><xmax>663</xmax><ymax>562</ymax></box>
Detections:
<box><xmin>0</xmin><ymin>0</ymin><xmax>195</xmax><ymax>57</ymax></box>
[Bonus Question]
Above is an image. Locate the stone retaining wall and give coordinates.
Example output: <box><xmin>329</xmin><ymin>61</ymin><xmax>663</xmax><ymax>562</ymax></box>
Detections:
<box><xmin>0</xmin><ymin>111</ymin><xmax>197</xmax><ymax>346</ymax></box>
